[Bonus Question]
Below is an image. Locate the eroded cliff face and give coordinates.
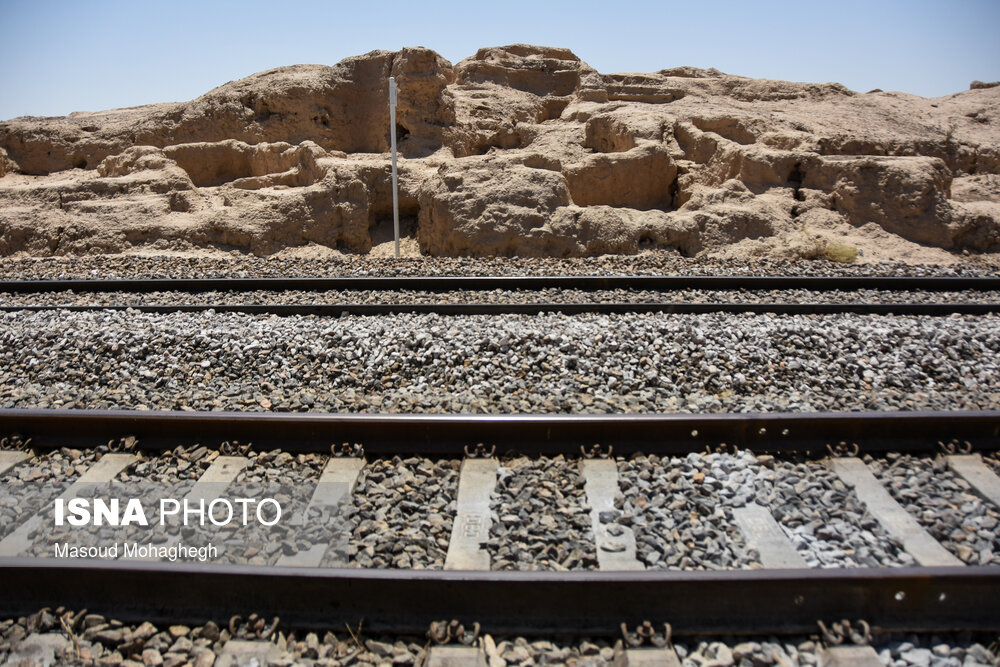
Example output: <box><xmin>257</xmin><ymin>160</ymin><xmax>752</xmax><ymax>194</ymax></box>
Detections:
<box><xmin>1</xmin><ymin>45</ymin><xmax>998</xmax><ymax>261</ymax></box>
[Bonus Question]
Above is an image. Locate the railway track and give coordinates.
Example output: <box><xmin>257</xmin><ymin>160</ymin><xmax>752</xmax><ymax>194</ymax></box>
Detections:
<box><xmin>2</xmin><ymin>273</ymin><xmax>999</xmax><ymax>664</ymax></box>
<box><xmin>1</xmin><ymin>411</ymin><xmax>999</xmax><ymax>640</ymax></box>
<box><xmin>2</xmin><ymin>276</ymin><xmax>1000</xmax><ymax>316</ymax></box>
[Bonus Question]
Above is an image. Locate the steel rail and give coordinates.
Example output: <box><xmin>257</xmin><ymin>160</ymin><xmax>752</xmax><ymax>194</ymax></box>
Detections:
<box><xmin>2</xmin><ymin>303</ymin><xmax>1000</xmax><ymax>316</ymax></box>
<box><xmin>2</xmin><ymin>275</ymin><xmax>1000</xmax><ymax>293</ymax></box>
<box><xmin>1</xmin><ymin>409</ymin><xmax>997</xmax><ymax>455</ymax></box>
<box><xmin>0</xmin><ymin>559</ymin><xmax>996</xmax><ymax>635</ymax></box>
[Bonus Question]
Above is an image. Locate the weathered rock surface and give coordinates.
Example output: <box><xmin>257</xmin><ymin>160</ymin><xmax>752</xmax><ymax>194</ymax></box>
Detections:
<box><xmin>1</xmin><ymin>44</ymin><xmax>998</xmax><ymax>260</ymax></box>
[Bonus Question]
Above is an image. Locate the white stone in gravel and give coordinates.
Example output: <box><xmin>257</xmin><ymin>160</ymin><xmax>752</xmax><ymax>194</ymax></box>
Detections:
<box><xmin>214</xmin><ymin>640</ymin><xmax>281</xmax><ymax>667</ymax></box>
<box><xmin>820</xmin><ymin>646</ymin><xmax>882</xmax><ymax>666</ymax></box>
<box><xmin>621</xmin><ymin>648</ymin><xmax>682</xmax><ymax>665</ymax></box>
<box><xmin>425</xmin><ymin>646</ymin><xmax>488</xmax><ymax>666</ymax></box>
<box><xmin>900</xmin><ymin>647</ymin><xmax>933</xmax><ymax>666</ymax></box>
<box><xmin>7</xmin><ymin>633</ymin><xmax>71</xmax><ymax>667</ymax></box>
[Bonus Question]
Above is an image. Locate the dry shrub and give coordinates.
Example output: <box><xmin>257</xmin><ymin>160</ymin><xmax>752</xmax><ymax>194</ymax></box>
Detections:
<box><xmin>796</xmin><ymin>227</ymin><xmax>858</xmax><ymax>263</ymax></box>
<box><xmin>823</xmin><ymin>243</ymin><xmax>859</xmax><ymax>263</ymax></box>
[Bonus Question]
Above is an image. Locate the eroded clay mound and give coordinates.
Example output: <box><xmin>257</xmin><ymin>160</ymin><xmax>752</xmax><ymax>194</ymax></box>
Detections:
<box><xmin>1</xmin><ymin>44</ymin><xmax>998</xmax><ymax>260</ymax></box>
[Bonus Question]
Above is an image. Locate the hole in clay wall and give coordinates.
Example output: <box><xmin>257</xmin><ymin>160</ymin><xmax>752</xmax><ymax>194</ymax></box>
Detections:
<box><xmin>788</xmin><ymin>163</ymin><xmax>803</xmax><ymax>187</ymax></box>
<box><xmin>673</xmin><ymin>244</ymin><xmax>696</xmax><ymax>258</ymax></box>
<box><xmin>369</xmin><ymin>200</ymin><xmax>420</xmax><ymax>248</ymax></box>
<box><xmin>788</xmin><ymin>163</ymin><xmax>805</xmax><ymax>203</ymax></box>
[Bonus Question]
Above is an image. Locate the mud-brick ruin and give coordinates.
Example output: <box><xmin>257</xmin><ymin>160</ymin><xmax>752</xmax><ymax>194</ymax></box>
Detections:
<box><xmin>1</xmin><ymin>45</ymin><xmax>998</xmax><ymax>262</ymax></box>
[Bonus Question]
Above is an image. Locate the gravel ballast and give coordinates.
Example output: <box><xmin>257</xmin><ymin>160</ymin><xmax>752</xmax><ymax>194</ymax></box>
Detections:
<box><xmin>348</xmin><ymin>457</ymin><xmax>458</xmax><ymax>569</ymax></box>
<box><xmin>615</xmin><ymin>451</ymin><xmax>914</xmax><ymax>570</ymax></box>
<box><xmin>486</xmin><ymin>456</ymin><xmax>596</xmax><ymax>571</ymax></box>
<box><xmin>2</xmin><ymin>254</ymin><xmax>996</xmax><ymax>281</ymax></box>
<box><xmin>615</xmin><ymin>453</ymin><xmax>760</xmax><ymax>570</ymax></box>
<box><xmin>183</xmin><ymin>449</ymin><xmax>326</xmax><ymax>566</ymax></box>
<box><xmin>2</xmin><ymin>610</ymin><xmax>998</xmax><ymax>667</ymax></box>
<box><xmin>4</xmin><ymin>287</ymin><xmax>1000</xmax><ymax>307</ymax></box>
<box><xmin>753</xmin><ymin>456</ymin><xmax>913</xmax><ymax>568</ymax></box>
<box><xmin>0</xmin><ymin>310</ymin><xmax>997</xmax><ymax>414</ymax></box>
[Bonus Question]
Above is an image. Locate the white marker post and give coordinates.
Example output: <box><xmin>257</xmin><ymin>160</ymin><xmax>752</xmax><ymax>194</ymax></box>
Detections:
<box><xmin>389</xmin><ymin>76</ymin><xmax>400</xmax><ymax>259</ymax></box>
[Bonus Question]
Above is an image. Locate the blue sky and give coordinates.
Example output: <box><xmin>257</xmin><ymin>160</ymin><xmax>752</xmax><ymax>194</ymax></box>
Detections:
<box><xmin>1</xmin><ymin>0</ymin><xmax>998</xmax><ymax>121</ymax></box>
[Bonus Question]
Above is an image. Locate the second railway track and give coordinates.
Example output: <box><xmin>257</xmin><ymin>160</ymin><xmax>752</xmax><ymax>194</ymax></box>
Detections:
<box><xmin>2</xmin><ymin>275</ymin><xmax>1000</xmax><ymax>315</ymax></box>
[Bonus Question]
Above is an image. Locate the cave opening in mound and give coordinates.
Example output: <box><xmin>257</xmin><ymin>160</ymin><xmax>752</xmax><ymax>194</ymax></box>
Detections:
<box><xmin>369</xmin><ymin>200</ymin><xmax>420</xmax><ymax>249</ymax></box>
